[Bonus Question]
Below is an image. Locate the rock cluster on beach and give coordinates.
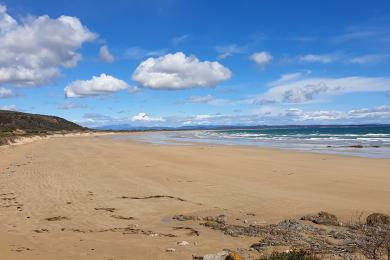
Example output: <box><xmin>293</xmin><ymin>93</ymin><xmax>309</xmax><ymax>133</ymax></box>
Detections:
<box><xmin>171</xmin><ymin>211</ymin><xmax>390</xmax><ymax>259</ymax></box>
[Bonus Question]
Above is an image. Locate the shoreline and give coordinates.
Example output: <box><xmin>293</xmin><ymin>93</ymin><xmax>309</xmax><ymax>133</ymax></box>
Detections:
<box><xmin>106</xmin><ymin>131</ymin><xmax>390</xmax><ymax>159</ymax></box>
<box><xmin>3</xmin><ymin>130</ymin><xmax>390</xmax><ymax>160</ymax></box>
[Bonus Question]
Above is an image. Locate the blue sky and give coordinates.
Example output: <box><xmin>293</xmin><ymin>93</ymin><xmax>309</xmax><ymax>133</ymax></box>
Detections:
<box><xmin>1</xmin><ymin>0</ymin><xmax>390</xmax><ymax>127</ymax></box>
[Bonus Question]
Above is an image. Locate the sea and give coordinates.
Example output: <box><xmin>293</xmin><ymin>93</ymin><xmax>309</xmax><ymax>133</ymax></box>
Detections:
<box><xmin>114</xmin><ymin>125</ymin><xmax>390</xmax><ymax>158</ymax></box>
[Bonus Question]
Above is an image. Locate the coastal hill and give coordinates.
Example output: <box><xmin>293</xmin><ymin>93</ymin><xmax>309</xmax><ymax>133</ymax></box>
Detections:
<box><xmin>0</xmin><ymin>110</ymin><xmax>87</xmax><ymax>145</ymax></box>
<box><xmin>0</xmin><ymin>110</ymin><xmax>85</xmax><ymax>133</ymax></box>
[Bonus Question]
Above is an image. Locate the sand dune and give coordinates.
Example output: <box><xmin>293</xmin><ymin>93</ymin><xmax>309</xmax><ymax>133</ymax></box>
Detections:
<box><xmin>0</xmin><ymin>134</ymin><xmax>389</xmax><ymax>259</ymax></box>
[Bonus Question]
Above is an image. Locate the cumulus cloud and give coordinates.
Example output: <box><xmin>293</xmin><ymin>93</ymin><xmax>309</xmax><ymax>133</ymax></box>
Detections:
<box><xmin>99</xmin><ymin>45</ymin><xmax>114</xmax><ymax>63</ymax></box>
<box><xmin>257</xmin><ymin>75</ymin><xmax>390</xmax><ymax>104</ymax></box>
<box><xmin>0</xmin><ymin>104</ymin><xmax>18</xmax><ymax>111</ymax></box>
<box><xmin>0</xmin><ymin>87</ymin><xmax>14</xmax><ymax>98</ymax></box>
<box><xmin>0</xmin><ymin>4</ymin><xmax>96</xmax><ymax>87</ymax></box>
<box><xmin>250</xmin><ymin>51</ymin><xmax>272</xmax><ymax>68</ymax></box>
<box><xmin>64</xmin><ymin>73</ymin><xmax>132</xmax><ymax>98</ymax></box>
<box><xmin>132</xmin><ymin>52</ymin><xmax>232</xmax><ymax>89</ymax></box>
<box><xmin>131</xmin><ymin>113</ymin><xmax>165</xmax><ymax>122</ymax></box>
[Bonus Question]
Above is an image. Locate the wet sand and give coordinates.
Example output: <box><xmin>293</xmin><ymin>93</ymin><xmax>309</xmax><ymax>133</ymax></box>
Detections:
<box><xmin>0</xmin><ymin>134</ymin><xmax>389</xmax><ymax>259</ymax></box>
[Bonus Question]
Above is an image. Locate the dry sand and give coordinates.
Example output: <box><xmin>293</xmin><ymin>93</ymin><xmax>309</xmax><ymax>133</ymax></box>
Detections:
<box><xmin>0</xmin><ymin>134</ymin><xmax>389</xmax><ymax>259</ymax></box>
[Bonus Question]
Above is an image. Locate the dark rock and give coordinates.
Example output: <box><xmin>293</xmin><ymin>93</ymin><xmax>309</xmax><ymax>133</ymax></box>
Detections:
<box><xmin>203</xmin><ymin>215</ymin><xmax>227</xmax><ymax>224</ymax></box>
<box><xmin>173</xmin><ymin>214</ymin><xmax>197</xmax><ymax>221</ymax></box>
<box><xmin>301</xmin><ymin>211</ymin><xmax>339</xmax><ymax>226</ymax></box>
<box><xmin>366</xmin><ymin>213</ymin><xmax>390</xmax><ymax>226</ymax></box>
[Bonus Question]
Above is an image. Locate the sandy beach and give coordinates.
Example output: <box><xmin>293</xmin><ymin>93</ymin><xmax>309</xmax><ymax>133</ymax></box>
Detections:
<box><xmin>0</xmin><ymin>134</ymin><xmax>389</xmax><ymax>259</ymax></box>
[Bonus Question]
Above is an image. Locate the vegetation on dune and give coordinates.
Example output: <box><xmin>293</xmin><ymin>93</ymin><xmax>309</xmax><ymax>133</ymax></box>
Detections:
<box><xmin>0</xmin><ymin>110</ymin><xmax>88</xmax><ymax>145</ymax></box>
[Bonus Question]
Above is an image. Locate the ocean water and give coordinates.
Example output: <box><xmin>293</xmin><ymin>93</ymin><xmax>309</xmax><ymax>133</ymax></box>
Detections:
<box><xmin>117</xmin><ymin>125</ymin><xmax>390</xmax><ymax>158</ymax></box>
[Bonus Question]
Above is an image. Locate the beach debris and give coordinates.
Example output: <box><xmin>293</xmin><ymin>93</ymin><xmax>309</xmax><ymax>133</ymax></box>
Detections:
<box><xmin>94</xmin><ymin>207</ymin><xmax>116</xmax><ymax>212</ymax></box>
<box><xmin>173</xmin><ymin>226</ymin><xmax>200</xmax><ymax>236</ymax></box>
<box><xmin>121</xmin><ymin>195</ymin><xmax>186</xmax><ymax>202</ymax></box>
<box><xmin>166</xmin><ymin>248</ymin><xmax>176</xmax><ymax>252</ymax></box>
<box><xmin>111</xmin><ymin>215</ymin><xmax>136</xmax><ymax>220</ymax></box>
<box><xmin>33</xmin><ymin>228</ymin><xmax>49</xmax><ymax>233</ymax></box>
<box><xmin>366</xmin><ymin>213</ymin><xmax>390</xmax><ymax>226</ymax></box>
<box><xmin>1</xmin><ymin>197</ymin><xmax>16</xmax><ymax>201</ymax></box>
<box><xmin>225</xmin><ymin>252</ymin><xmax>242</xmax><ymax>260</ymax></box>
<box><xmin>204</xmin><ymin>215</ymin><xmax>227</xmax><ymax>224</ymax></box>
<box><xmin>202</xmin><ymin>251</ymin><xmax>228</xmax><ymax>260</ymax></box>
<box><xmin>97</xmin><ymin>226</ymin><xmax>177</xmax><ymax>237</ymax></box>
<box><xmin>177</xmin><ymin>240</ymin><xmax>190</xmax><ymax>246</ymax></box>
<box><xmin>45</xmin><ymin>216</ymin><xmax>69</xmax><ymax>221</ymax></box>
<box><xmin>173</xmin><ymin>214</ymin><xmax>199</xmax><ymax>221</ymax></box>
<box><xmin>300</xmin><ymin>211</ymin><xmax>339</xmax><ymax>226</ymax></box>
<box><xmin>11</xmin><ymin>246</ymin><xmax>31</xmax><ymax>252</ymax></box>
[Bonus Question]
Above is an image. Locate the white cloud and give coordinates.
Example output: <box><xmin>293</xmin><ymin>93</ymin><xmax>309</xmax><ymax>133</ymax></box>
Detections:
<box><xmin>183</xmin><ymin>94</ymin><xmax>228</xmax><ymax>106</ymax></box>
<box><xmin>348</xmin><ymin>105</ymin><xmax>390</xmax><ymax>119</ymax></box>
<box><xmin>0</xmin><ymin>87</ymin><xmax>14</xmax><ymax>98</ymax></box>
<box><xmin>125</xmin><ymin>47</ymin><xmax>166</xmax><ymax>60</ymax></box>
<box><xmin>216</xmin><ymin>44</ymin><xmax>247</xmax><ymax>59</ymax></box>
<box><xmin>58</xmin><ymin>102</ymin><xmax>87</xmax><ymax>110</ymax></box>
<box><xmin>186</xmin><ymin>95</ymin><xmax>214</xmax><ymax>104</ymax></box>
<box><xmin>181</xmin><ymin>105</ymin><xmax>390</xmax><ymax>125</ymax></box>
<box><xmin>132</xmin><ymin>52</ymin><xmax>231</xmax><ymax>89</ymax></box>
<box><xmin>298</xmin><ymin>54</ymin><xmax>337</xmax><ymax>63</ymax></box>
<box><xmin>99</xmin><ymin>45</ymin><xmax>114</xmax><ymax>63</ymax></box>
<box><xmin>270</xmin><ymin>72</ymin><xmax>308</xmax><ymax>85</ymax></box>
<box><xmin>64</xmin><ymin>73</ymin><xmax>131</xmax><ymax>98</ymax></box>
<box><xmin>257</xmin><ymin>75</ymin><xmax>390</xmax><ymax>104</ymax></box>
<box><xmin>131</xmin><ymin>112</ymin><xmax>165</xmax><ymax>122</ymax></box>
<box><xmin>283</xmin><ymin>108</ymin><xmax>345</xmax><ymax>121</ymax></box>
<box><xmin>0</xmin><ymin>104</ymin><xmax>18</xmax><ymax>111</ymax></box>
<box><xmin>332</xmin><ymin>26</ymin><xmax>390</xmax><ymax>44</ymax></box>
<box><xmin>0</xmin><ymin>4</ymin><xmax>96</xmax><ymax>87</ymax></box>
<box><xmin>288</xmin><ymin>53</ymin><xmax>390</xmax><ymax>65</ymax></box>
<box><xmin>172</xmin><ymin>34</ymin><xmax>190</xmax><ymax>45</ymax></box>
<box><xmin>194</xmin><ymin>114</ymin><xmax>211</xmax><ymax>120</ymax></box>
<box><xmin>250</xmin><ymin>51</ymin><xmax>272</xmax><ymax>68</ymax></box>
<box><xmin>349</xmin><ymin>54</ymin><xmax>390</xmax><ymax>64</ymax></box>
<box><xmin>281</xmin><ymin>105</ymin><xmax>390</xmax><ymax>122</ymax></box>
